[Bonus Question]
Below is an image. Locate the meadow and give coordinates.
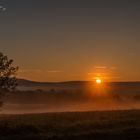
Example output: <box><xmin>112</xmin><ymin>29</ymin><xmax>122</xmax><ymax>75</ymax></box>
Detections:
<box><xmin>0</xmin><ymin>81</ymin><xmax>140</xmax><ymax>139</ymax></box>
<box><xmin>0</xmin><ymin>110</ymin><xmax>139</xmax><ymax>140</ymax></box>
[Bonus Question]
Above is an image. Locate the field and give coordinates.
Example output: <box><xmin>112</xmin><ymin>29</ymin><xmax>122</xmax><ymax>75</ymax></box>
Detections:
<box><xmin>0</xmin><ymin>81</ymin><xmax>140</xmax><ymax>139</ymax></box>
<box><xmin>0</xmin><ymin>110</ymin><xmax>140</xmax><ymax>140</ymax></box>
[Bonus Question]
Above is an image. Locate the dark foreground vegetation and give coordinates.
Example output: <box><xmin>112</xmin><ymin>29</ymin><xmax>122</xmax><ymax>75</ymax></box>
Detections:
<box><xmin>0</xmin><ymin>110</ymin><xmax>140</xmax><ymax>140</ymax></box>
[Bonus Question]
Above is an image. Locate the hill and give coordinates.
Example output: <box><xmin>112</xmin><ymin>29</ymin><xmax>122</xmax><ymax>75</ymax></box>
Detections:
<box><xmin>17</xmin><ymin>79</ymin><xmax>140</xmax><ymax>92</ymax></box>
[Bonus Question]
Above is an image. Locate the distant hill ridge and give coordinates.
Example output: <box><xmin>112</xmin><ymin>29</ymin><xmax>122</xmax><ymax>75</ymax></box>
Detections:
<box><xmin>18</xmin><ymin>79</ymin><xmax>140</xmax><ymax>86</ymax></box>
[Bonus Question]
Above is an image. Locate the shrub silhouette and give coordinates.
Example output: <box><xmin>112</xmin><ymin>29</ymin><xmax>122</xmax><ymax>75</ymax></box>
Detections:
<box><xmin>0</xmin><ymin>52</ymin><xmax>18</xmax><ymax>91</ymax></box>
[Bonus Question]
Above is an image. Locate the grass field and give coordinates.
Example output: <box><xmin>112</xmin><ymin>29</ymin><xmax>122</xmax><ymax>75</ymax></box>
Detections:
<box><xmin>0</xmin><ymin>110</ymin><xmax>140</xmax><ymax>140</ymax></box>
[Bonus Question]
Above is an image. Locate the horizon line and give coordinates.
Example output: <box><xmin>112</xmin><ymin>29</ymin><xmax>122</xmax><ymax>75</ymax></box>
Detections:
<box><xmin>18</xmin><ymin>78</ymin><xmax>140</xmax><ymax>83</ymax></box>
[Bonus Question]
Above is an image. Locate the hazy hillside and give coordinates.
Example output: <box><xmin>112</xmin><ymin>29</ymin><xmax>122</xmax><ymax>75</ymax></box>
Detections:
<box><xmin>17</xmin><ymin>79</ymin><xmax>140</xmax><ymax>93</ymax></box>
<box><xmin>0</xmin><ymin>80</ymin><xmax>139</xmax><ymax>114</ymax></box>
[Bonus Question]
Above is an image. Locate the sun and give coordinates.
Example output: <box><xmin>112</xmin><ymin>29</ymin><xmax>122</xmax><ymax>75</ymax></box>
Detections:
<box><xmin>96</xmin><ymin>79</ymin><xmax>102</xmax><ymax>84</ymax></box>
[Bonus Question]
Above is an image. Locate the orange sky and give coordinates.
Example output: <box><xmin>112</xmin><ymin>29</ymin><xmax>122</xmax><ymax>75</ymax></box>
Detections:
<box><xmin>1</xmin><ymin>0</ymin><xmax>140</xmax><ymax>82</ymax></box>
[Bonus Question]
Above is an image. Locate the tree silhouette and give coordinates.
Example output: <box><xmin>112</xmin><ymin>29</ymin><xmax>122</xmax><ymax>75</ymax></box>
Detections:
<box><xmin>0</xmin><ymin>52</ymin><xmax>18</xmax><ymax>91</ymax></box>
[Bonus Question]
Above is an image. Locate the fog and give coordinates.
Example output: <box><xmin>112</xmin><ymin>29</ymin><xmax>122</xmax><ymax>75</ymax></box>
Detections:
<box><xmin>1</xmin><ymin>89</ymin><xmax>140</xmax><ymax>114</ymax></box>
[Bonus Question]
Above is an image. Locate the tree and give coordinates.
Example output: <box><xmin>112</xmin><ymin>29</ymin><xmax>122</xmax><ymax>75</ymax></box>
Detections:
<box><xmin>0</xmin><ymin>52</ymin><xmax>18</xmax><ymax>91</ymax></box>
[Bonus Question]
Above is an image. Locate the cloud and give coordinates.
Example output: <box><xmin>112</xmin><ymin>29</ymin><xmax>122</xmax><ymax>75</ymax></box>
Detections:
<box><xmin>0</xmin><ymin>5</ymin><xmax>6</xmax><ymax>12</ymax></box>
<box><xmin>94</xmin><ymin>66</ymin><xmax>117</xmax><ymax>70</ymax></box>
<box><xmin>94</xmin><ymin>66</ymin><xmax>107</xmax><ymax>69</ymax></box>
<box><xmin>19</xmin><ymin>69</ymin><xmax>63</xmax><ymax>74</ymax></box>
<box><xmin>19</xmin><ymin>69</ymin><xmax>41</xmax><ymax>73</ymax></box>
<box><xmin>88</xmin><ymin>65</ymin><xmax>120</xmax><ymax>81</ymax></box>
<box><xmin>88</xmin><ymin>72</ymin><xmax>104</xmax><ymax>75</ymax></box>
<box><xmin>110</xmin><ymin>67</ymin><xmax>117</xmax><ymax>70</ymax></box>
<box><xmin>46</xmin><ymin>70</ymin><xmax>62</xmax><ymax>73</ymax></box>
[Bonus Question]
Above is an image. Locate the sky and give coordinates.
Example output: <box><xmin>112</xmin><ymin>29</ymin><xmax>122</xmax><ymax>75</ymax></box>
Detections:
<box><xmin>0</xmin><ymin>0</ymin><xmax>140</xmax><ymax>82</ymax></box>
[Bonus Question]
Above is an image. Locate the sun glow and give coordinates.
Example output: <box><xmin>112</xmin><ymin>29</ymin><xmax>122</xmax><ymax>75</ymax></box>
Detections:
<box><xmin>96</xmin><ymin>79</ymin><xmax>102</xmax><ymax>84</ymax></box>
